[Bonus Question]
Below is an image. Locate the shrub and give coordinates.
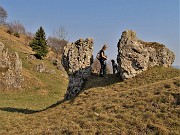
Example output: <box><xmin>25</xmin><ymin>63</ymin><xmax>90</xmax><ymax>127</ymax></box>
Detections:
<box><xmin>53</xmin><ymin>60</ymin><xmax>58</xmax><ymax>66</ymax></box>
<box><xmin>14</xmin><ymin>32</ymin><xmax>20</xmax><ymax>38</ymax></box>
<box><xmin>7</xmin><ymin>20</ymin><xmax>26</xmax><ymax>34</ymax></box>
<box><xmin>164</xmin><ymin>84</ymin><xmax>171</xmax><ymax>88</ymax></box>
<box><xmin>173</xmin><ymin>80</ymin><xmax>180</xmax><ymax>87</ymax></box>
<box><xmin>47</xmin><ymin>37</ymin><xmax>68</xmax><ymax>54</ymax></box>
<box><xmin>7</xmin><ymin>29</ymin><xmax>13</xmax><ymax>35</ymax></box>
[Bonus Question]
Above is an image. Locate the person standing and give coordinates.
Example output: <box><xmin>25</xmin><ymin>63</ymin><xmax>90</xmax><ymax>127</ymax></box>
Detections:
<box><xmin>99</xmin><ymin>44</ymin><xmax>108</xmax><ymax>77</ymax></box>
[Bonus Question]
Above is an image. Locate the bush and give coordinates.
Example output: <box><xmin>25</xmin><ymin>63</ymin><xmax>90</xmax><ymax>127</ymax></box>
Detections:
<box><xmin>34</xmin><ymin>54</ymin><xmax>42</xmax><ymax>60</ymax></box>
<box><xmin>53</xmin><ymin>60</ymin><xmax>58</xmax><ymax>66</ymax></box>
<box><xmin>13</xmin><ymin>32</ymin><xmax>20</xmax><ymax>38</ymax></box>
<box><xmin>7</xmin><ymin>20</ymin><xmax>26</xmax><ymax>34</ymax></box>
<box><xmin>7</xmin><ymin>29</ymin><xmax>13</xmax><ymax>35</ymax></box>
<box><xmin>173</xmin><ymin>80</ymin><xmax>180</xmax><ymax>87</ymax></box>
<box><xmin>164</xmin><ymin>84</ymin><xmax>171</xmax><ymax>88</ymax></box>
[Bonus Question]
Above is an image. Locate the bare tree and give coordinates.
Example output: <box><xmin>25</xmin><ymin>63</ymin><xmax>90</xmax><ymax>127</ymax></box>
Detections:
<box><xmin>25</xmin><ymin>32</ymin><xmax>35</xmax><ymax>45</ymax></box>
<box><xmin>47</xmin><ymin>36</ymin><xmax>68</xmax><ymax>54</ymax></box>
<box><xmin>0</xmin><ymin>6</ymin><xmax>8</xmax><ymax>25</ymax></box>
<box><xmin>48</xmin><ymin>26</ymin><xmax>68</xmax><ymax>54</ymax></box>
<box><xmin>91</xmin><ymin>59</ymin><xmax>101</xmax><ymax>74</ymax></box>
<box><xmin>53</xmin><ymin>26</ymin><xmax>68</xmax><ymax>40</ymax></box>
<box><xmin>8</xmin><ymin>20</ymin><xmax>26</xmax><ymax>34</ymax></box>
<box><xmin>26</xmin><ymin>32</ymin><xmax>35</xmax><ymax>39</ymax></box>
<box><xmin>106</xmin><ymin>60</ymin><xmax>112</xmax><ymax>74</ymax></box>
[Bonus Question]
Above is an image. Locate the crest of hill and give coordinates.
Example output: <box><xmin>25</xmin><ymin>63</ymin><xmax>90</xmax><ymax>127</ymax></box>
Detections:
<box><xmin>0</xmin><ymin>26</ymin><xmax>33</xmax><ymax>54</ymax></box>
<box><xmin>0</xmin><ymin>26</ymin><xmax>57</xmax><ymax>58</ymax></box>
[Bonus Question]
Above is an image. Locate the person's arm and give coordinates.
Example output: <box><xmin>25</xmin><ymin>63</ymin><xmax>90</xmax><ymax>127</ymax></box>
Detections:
<box><xmin>101</xmin><ymin>51</ymin><xmax>107</xmax><ymax>60</ymax></box>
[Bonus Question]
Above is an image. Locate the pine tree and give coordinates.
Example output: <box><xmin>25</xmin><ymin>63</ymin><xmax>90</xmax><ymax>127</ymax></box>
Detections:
<box><xmin>30</xmin><ymin>26</ymin><xmax>48</xmax><ymax>59</ymax></box>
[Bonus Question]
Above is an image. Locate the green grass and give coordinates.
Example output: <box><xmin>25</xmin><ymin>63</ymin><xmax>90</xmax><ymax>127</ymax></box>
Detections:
<box><xmin>0</xmin><ymin>50</ymin><xmax>68</xmax><ymax>110</ymax></box>
<box><xmin>0</xmin><ymin>59</ymin><xmax>68</xmax><ymax>110</ymax></box>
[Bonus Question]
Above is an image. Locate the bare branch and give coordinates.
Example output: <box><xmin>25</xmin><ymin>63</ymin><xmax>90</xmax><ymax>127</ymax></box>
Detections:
<box><xmin>53</xmin><ymin>26</ymin><xmax>68</xmax><ymax>40</ymax></box>
<box><xmin>0</xmin><ymin>6</ymin><xmax>8</xmax><ymax>25</ymax></box>
<box><xmin>47</xmin><ymin>36</ymin><xmax>68</xmax><ymax>54</ymax></box>
<box><xmin>7</xmin><ymin>20</ymin><xmax>26</xmax><ymax>34</ymax></box>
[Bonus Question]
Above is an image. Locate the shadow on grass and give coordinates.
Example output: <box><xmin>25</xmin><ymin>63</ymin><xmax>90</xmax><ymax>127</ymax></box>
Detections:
<box><xmin>0</xmin><ymin>99</ymin><xmax>66</xmax><ymax>114</ymax></box>
<box><xmin>68</xmin><ymin>73</ymin><xmax>123</xmax><ymax>104</ymax></box>
<box><xmin>83</xmin><ymin>73</ymin><xmax>122</xmax><ymax>90</ymax></box>
<box><xmin>0</xmin><ymin>74</ymin><xmax>122</xmax><ymax>114</ymax></box>
<box><xmin>0</xmin><ymin>107</ymin><xmax>38</xmax><ymax>114</ymax></box>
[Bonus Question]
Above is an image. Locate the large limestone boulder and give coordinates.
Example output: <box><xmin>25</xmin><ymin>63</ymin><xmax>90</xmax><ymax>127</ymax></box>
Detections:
<box><xmin>117</xmin><ymin>30</ymin><xmax>175</xmax><ymax>80</ymax></box>
<box><xmin>62</xmin><ymin>38</ymin><xmax>93</xmax><ymax>99</ymax></box>
<box><xmin>0</xmin><ymin>42</ymin><xmax>24</xmax><ymax>90</ymax></box>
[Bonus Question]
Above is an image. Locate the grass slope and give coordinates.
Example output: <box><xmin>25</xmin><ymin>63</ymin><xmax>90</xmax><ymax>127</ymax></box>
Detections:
<box><xmin>0</xmin><ymin>26</ymin><xmax>180</xmax><ymax>134</ymax></box>
<box><xmin>0</xmin><ymin>26</ymin><xmax>68</xmax><ymax>113</ymax></box>
<box><xmin>0</xmin><ymin>67</ymin><xmax>179</xmax><ymax>135</ymax></box>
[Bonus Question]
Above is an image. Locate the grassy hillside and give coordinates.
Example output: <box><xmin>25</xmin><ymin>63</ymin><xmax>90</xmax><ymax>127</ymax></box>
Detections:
<box><xmin>0</xmin><ymin>26</ymin><xmax>180</xmax><ymax>134</ymax></box>
<box><xmin>0</xmin><ymin>26</ymin><xmax>68</xmax><ymax>110</ymax></box>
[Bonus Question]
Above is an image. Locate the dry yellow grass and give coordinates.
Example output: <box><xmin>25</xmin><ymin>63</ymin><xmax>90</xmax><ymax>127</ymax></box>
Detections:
<box><xmin>0</xmin><ymin>67</ymin><xmax>179</xmax><ymax>135</ymax></box>
<box><xmin>0</xmin><ymin>26</ymin><xmax>34</xmax><ymax>54</ymax></box>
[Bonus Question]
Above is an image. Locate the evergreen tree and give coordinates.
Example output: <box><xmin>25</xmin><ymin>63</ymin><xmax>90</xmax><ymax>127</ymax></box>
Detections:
<box><xmin>30</xmin><ymin>26</ymin><xmax>48</xmax><ymax>59</ymax></box>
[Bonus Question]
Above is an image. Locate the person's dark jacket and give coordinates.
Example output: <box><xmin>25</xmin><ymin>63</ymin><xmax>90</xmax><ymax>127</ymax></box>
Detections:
<box><xmin>99</xmin><ymin>49</ymin><xmax>106</xmax><ymax>61</ymax></box>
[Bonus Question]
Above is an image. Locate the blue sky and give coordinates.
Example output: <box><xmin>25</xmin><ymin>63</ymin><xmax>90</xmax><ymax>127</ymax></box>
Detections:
<box><xmin>0</xmin><ymin>0</ymin><xmax>179</xmax><ymax>65</ymax></box>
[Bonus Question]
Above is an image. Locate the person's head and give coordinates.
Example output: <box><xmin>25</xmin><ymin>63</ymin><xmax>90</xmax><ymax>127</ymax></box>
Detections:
<box><xmin>102</xmin><ymin>44</ymin><xmax>107</xmax><ymax>50</ymax></box>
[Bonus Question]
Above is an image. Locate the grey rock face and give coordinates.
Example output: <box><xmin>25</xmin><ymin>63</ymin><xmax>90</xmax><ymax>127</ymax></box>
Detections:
<box><xmin>62</xmin><ymin>38</ymin><xmax>93</xmax><ymax>99</ymax></box>
<box><xmin>0</xmin><ymin>42</ymin><xmax>24</xmax><ymax>90</ymax></box>
<box><xmin>117</xmin><ymin>30</ymin><xmax>175</xmax><ymax>80</ymax></box>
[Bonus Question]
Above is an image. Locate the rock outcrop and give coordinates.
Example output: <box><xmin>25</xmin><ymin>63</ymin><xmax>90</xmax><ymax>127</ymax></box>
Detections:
<box><xmin>33</xmin><ymin>62</ymin><xmax>56</xmax><ymax>74</ymax></box>
<box><xmin>117</xmin><ymin>30</ymin><xmax>175</xmax><ymax>80</ymax></box>
<box><xmin>0</xmin><ymin>42</ymin><xmax>24</xmax><ymax>90</ymax></box>
<box><xmin>62</xmin><ymin>38</ymin><xmax>93</xmax><ymax>99</ymax></box>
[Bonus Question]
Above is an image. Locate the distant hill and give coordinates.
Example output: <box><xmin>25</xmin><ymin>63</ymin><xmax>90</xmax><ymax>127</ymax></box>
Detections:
<box><xmin>0</xmin><ymin>26</ymin><xmax>180</xmax><ymax>134</ymax></box>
